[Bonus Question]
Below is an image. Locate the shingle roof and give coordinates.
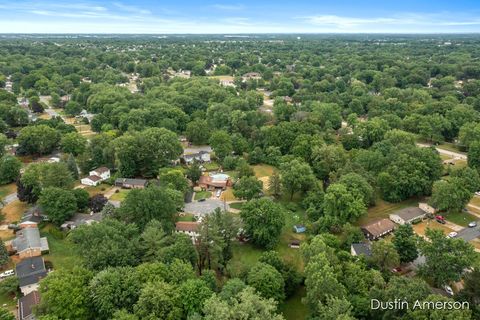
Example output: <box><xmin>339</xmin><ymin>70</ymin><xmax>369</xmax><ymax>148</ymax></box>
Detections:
<box><xmin>351</xmin><ymin>243</ymin><xmax>372</xmax><ymax>257</ymax></box>
<box><xmin>115</xmin><ymin>178</ymin><xmax>147</xmax><ymax>186</ymax></box>
<box><xmin>16</xmin><ymin>257</ymin><xmax>47</xmax><ymax>287</ymax></box>
<box><xmin>18</xmin><ymin>291</ymin><xmax>40</xmax><ymax>320</ymax></box>
<box><xmin>175</xmin><ymin>221</ymin><xmax>199</xmax><ymax>232</ymax></box>
<box><xmin>391</xmin><ymin>207</ymin><xmax>425</xmax><ymax>221</ymax></box>
<box><xmin>12</xmin><ymin>227</ymin><xmax>42</xmax><ymax>253</ymax></box>
<box><xmin>362</xmin><ymin>219</ymin><xmax>395</xmax><ymax>237</ymax></box>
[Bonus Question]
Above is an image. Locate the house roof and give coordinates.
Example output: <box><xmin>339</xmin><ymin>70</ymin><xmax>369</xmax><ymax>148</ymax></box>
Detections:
<box><xmin>362</xmin><ymin>219</ymin><xmax>395</xmax><ymax>237</ymax></box>
<box><xmin>93</xmin><ymin>167</ymin><xmax>110</xmax><ymax>174</ymax></box>
<box><xmin>84</xmin><ymin>175</ymin><xmax>102</xmax><ymax>182</ymax></box>
<box><xmin>12</xmin><ymin>227</ymin><xmax>42</xmax><ymax>253</ymax></box>
<box><xmin>351</xmin><ymin>243</ymin><xmax>372</xmax><ymax>257</ymax></box>
<box><xmin>16</xmin><ymin>257</ymin><xmax>47</xmax><ymax>287</ymax></box>
<box><xmin>175</xmin><ymin>221</ymin><xmax>199</xmax><ymax>233</ymax></box>
<box><xmin>18</xmin><ymin>291</ymin><xmax>40</xmax><ymax>320</ymax></box>
<box><xmin>391</xmin><ymin>207</ymin><xmax>425</xmax><ymax>221</ymax></box>
<box><xmin>198</xmin><ymin>176</ymin><xmax>227</xmax><ymax>188</ymax></box>
<box><xmin>115</xmin><ymin>178</ymin><xmax>147</xmax><ymax>186</ymax></box>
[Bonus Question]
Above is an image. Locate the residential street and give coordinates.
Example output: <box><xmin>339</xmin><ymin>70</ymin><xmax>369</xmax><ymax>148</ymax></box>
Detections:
<box><xmin>416</xmin><ymin>143</ymin><xmax>467</xmax><ymax>160</ymax></box>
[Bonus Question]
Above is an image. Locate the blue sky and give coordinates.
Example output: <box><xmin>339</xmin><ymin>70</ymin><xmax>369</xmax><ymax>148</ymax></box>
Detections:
<box><xmin>1</xmin><ymin>0</ymin><xmax>480</xmax><ymax>33</ymax></box>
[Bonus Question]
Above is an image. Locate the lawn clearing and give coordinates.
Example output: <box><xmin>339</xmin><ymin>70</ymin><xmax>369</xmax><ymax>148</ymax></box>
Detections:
<box><xmin>2</xmin><ymin>200</ymin><xmax>29</xmax><ymax>224</ymax></box>
<box><xmin>41</xmin><ymin>225</ymin><xmax>82</xmax><ymax>271</ymax></box>
<box><xmin>279</xmin><ymin>286</ymin><xmax>308</xmax><ymax>320</ymax></box>
<box><xmin>356</xmin><ymin>197</ymin><xmax>420</xmax><ymax>226</ymax></box>
<box><xmin>194</xmin><ymin>190</ymin><xmax>212</xmax><ymax>200</ymax></box>
<box><xmin>229</xmin><ymin>202</ymin><xmax>245</xmax><ymax>210</ymax></box>
<box><xmin>204</xmin><ymin>162</ymin><xmax>220</xmax><ymax>171</ymax></box>
<box><xmin>177</xmin><ymin>213</ymin><xmax>196</xmax><ymax>222</ymax></box>
<box><xmin>252</xmin><ymin>164</ymin><xmax>276</xmax><ymax>178</ymax></box>
<box><xmin>445</xmin><ymin>211</ymin><xmax>478</xmax><ymax>227</ymax></box>
<box><xmin>412</xmin><ymin>220</ymin><xmax>454</xmax><ymax>238</ymax></box>
<box><xmin>84</xmin><ymin>183</ymin><xmax>112</xmax><ymax>197</ymax></box>
<box><xmin>437</xmin><ymin>142</ymin><xmax>465</xmax><ymax>154</ymax></box>
<box><xmin>0</xmin><ymin>183</ymin><xmax>16</xmax><ymax>200</ymax></box>
<box><xmin>109</xmin><ymin>189</ymin><xmax>130</xmax><ymax>201</ymax></box>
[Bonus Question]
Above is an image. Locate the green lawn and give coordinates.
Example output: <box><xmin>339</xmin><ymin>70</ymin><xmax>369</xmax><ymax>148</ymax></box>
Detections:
<box><xmin>0</xmin><ymin>183</ymin><xmax>16</xmax><ymax>200</ymax></box>
<box><xmin>84</xmin><ymin>183</ymin><xmax>112</xmax><ymax>197</ymax></box>
<box><xmin>445</xmin><ymin>211</ymin><xmax>478</xmax><ymax>227</ymax></box>
<box><xmin>177</xmin><ymin>213</ymin><xmax>196</xmax><ymax>222</ymax></box>
<box><xmin>109</xmin><ymin>189</ymin><xmax>129</xmax><ymax>201</ymax></box>
<box><xmin>41</xmin><ymin>225</ymin><xmax>82</xmax><ymax>271</ymax></box>
<box><xmin>252</xmin><ymin>164</ymin><xmax>276</xmax><ymax>178</ymax></box>
<box><xmin>194</xmin><ymin>191</ymin><xmax>212</xmax><ymax>200</ymax></box>
<box><xmin>279</xmin><ymin>286</ymin><xmax>308</xmax><ymax>320</ymax></box>
<box><xmin>229</xmin><ymin>202</ymin><xmax>245</xmax><ymax>210</ymax></box>
<box><xmin>356</xmin><ymin>197</ymin><xmax>420</xmax><ymax>226</ymax></box>
<box><xmin>204</xmin><ymin>162</ymin><xmax>220</xmax><ymax>171</ymax></box>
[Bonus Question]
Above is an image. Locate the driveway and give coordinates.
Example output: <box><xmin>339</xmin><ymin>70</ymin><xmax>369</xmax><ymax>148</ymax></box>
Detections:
<box><xmin>183</xmin><ymin>199</ymin><xmax>229</xmax><ymax>217</ymax></box>
<box><xmin>416</xmin><ymin>143</ymin><xmax>467</xmax><ymax>160</ymax></box>
<box><xmin>2</xmin><ymin>193</ymin><xmax>17</xmax><ymax>206</ymax></box>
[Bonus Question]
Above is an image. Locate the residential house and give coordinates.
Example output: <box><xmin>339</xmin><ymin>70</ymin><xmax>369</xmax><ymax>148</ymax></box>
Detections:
<box><xmin>361</xmin><ymin>219</ymin><xmax>396</xmax><ymax>240</ymax></box>
<box><xmin>419</xmin><ymin>202</ymin><xmax>437</xmax><ymax>215</ymax></box>
<box><xmin>389</xmin><ymin>207</ymin><xmax>426</xmax><ymax>225</ymax></box>
<box><xmin>242</xmin><ymin>72</ymin><xmax>262</xmax><ymax>81</ymax></box>
<box><xmin>9</xmin><ymin>223</ymin><xmax>49</xmax><ymax>259</ymax></box>
<box><xmin>198</xmin><ymin>173</ymin><xmax>232</xmax><ymax>190</ymax></box>
<box><xmin>175</xmin><ymin>221</ymin><xmax>199</xmax><ymax>243</ymax></box>
<box><xmin>18</xmin><ymin>290</ymin><xmax>40</xmax><ymax>320</ymax></box>
<box><xmin>80</xmin><ymin>175</ymin><xmax>103</xmax><ymax>186</ymax></box>
<box><xmin>115</xmin><ymin>178</ymin><xmax>148</xmax><ymax>189</ymax></box>
<box><xmin>16</xmin><ymin>257</ymin><xmax>47</xmax><ymax>295</ymax></box>
<box><xmin>219</xmin><ymin>79</ymin><xmax>235</xmax><ymax>87</ymax></box>
<box><xmin>81</xmin><ymin>167</ymin><xmax>111</xmax><ymax>186</ymax></box>
<box><xmin>351</xmin><ymin>243</ymin><xmax>372</xmax><ymax>257</ymax></box>
<box><xmin>182</xmin><ymin>151</ymin><xmax>211</xmax><ymax>164</ymax></box>
<box><xmin>174</xmin><ymin>70</ymin><xmax>191</xmax><ymax>79</ymax></box>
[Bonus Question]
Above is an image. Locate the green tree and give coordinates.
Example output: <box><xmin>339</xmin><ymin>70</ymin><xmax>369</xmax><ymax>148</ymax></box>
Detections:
<box><xmin>407</xmin><ymin>295</ymin><xmax>472</xmax><ymax>319</ymax></box>
<box><xmin>69</xmin><ymin>219</ymin><xmax>140</xmax><ymax>270</ymax></box>
<box><xmin>468</xmin><ymin>140</ymin><xmax>480</xmax><ymax>170</ymax></box>
<box><xmin>369</xmin><ymin>240</ymin><xmax>400</xmax><ymax>272</ymax></box>
<box><xmin>0</xmin><ymin>308</ymin><xmax>14</xmax><ymax>320</ymax></box>
<box><xmin>18</xmin><ymin>125</ymin><xmax>60</xmax><ymax>155</ymax></box>
<box><xmin>186</xmin><ymin>162</ymin><xmax>202</xmax><ymax>185</ymax></box>
<box><xmin>280</xmin><ymin>159</ymin><xmax>316</xmax><ymax>199</ymax></box>
<box><xmin>233</xmin><ymin>176</ymin><xmax>263</xmax><ymax>200</ymax></box>
<box><xmin>0</xmin><ymin>240</ymin><xmax>8</xmax><ymax>266</ymax></box>
<box><xmin>323</xmin><ymin>183</ymin><xmax>366</xmax><ymax>223</ymax></box>
<box><xmin>37</xmin><ymin>267</ymin><xmax>93</xmax><ymax>320</ymax></box>
<box><xmin>38</xmin><ymin>187</ymin><xmax>77</xmax><ymax>225</ymax></box>
<box><xmin>268</xmin><ymin>172</ymin><xmax>282</xmax><ymax>198</ymax></box>
<box><xmin>158</xmin><ymin>169</ymin><xmax>189</xmax><ymax>194</ymax></box>
<box><xmin>0</xmin><ymin>155</ymin><xmax>21</xmax><ymax>185</ymax></box>
<box><xmin>315</xmin><ymin>296</ymin><xmax>355</xmax><ymax>320</ymax></box>
<box><xmin>118</xmin><ymin>186</ymin><xmax>183</xmax><ymax>231</ymax></box>
<box><xmin>178</xmin><ymin>279</ymin><xmax>213</xmax><ymax>317</ymax></box>
<box><xmin>457</xmin><ymin>269</ymin><xmax>480</xmax><ymax>318</ymax></box>
<box><xmin>134</xmin><ymin>281</ymin><xmax>182</xmax><ymax>320</ymax></box>
<box><xmin>430</xmin><ymin>178</ymin><xmax>472</xmax><ymax>213</ymax></box>
<box><xmin>419</xmin><ymin>229</ymin><xmax>477</xmax><ymax>286</ymax></box>
<box><xmin>247</xmin><ymin>263</ymin><xmax>285</xmax><ymax>302</ymax></box>
<box><xmin>209</xmin><ymin>130</ymin><xmax>233</xmax><ymax>160</ymax></box>
<box><xmin>186</xmin><ymin>119</ymin><xmax>211</xmax><ymax>145</ymax></box>
<box><xmin>392</xmin><ymin>224</ymin><xmax>418</xmax><ymax>263</ymax></box>
<box><xmin>0</xmin><ymin>134</ymin><xmax>8</xmax><ymax>158</ymax></box>
<box><xmin>60</xmin><ymin>132</ymin><xmax>87</xmax><ymax>156</ymax></box>
<box><xmin>73</xmin><ymin>188</ymin><xmax>89</xmax><ymax>211</ymax></box>
<box><xmin>240</xmin><ymin>198</ymin><xmax>285</xmax><ymax>249</ymax></box>
<box><xmin>66</xmin><ymin>153</ymin><xmax>79</xmax><ymax>180</ymax></box>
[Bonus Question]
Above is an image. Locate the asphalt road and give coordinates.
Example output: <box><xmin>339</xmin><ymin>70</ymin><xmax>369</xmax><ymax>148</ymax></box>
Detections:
<box><xmin>456</xmin><ymin>222</ymin><xmax>480</xmax><ymax>242</ymax></box>
<box><xmin>416</xmin><ymin>143</ymin><xmax>467</xmax><ymax>160</ymax></box>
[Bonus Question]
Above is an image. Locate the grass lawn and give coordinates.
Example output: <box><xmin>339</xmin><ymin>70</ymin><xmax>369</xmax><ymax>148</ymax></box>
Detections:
<box><xmin>0</xmin><ymin>183</ymin><xmax>16</xmax><ymax>200</ymax></box>
<box><xmin>204</xmin><ymin>162</ymin><xmax>220</xmax><ymax>171</ymax></box>
<box><xmin>413</xmin><ymin>220</ymin><xmax>454</xmax><ymax>237</ymax></box>
<box><xmin>279</xmin><ymin>286</ymin><xmax>308</xmax><ymax>320</ymax></box>
<box><xmin>177</xmin><ymin>213</ymin><xmax>196</xmax><ymax>222</ymax></box>
<box><xmin>252</xmin><ymin>164</ymin><xmax>276</xmax><ymax>178</ymax></box>
<box><xmin>469</xmin><ymin>196</ymin><xmax>480</xmax><ymax>207</ymax></box>
<box><xmin>2</xmin><ymin>200</ymin><xmax>29</xmax><ymax>224</ymax></box>
<box><xmin>229</xmin><ymin>202</ymin><xmax>245</xmax><ymax>210</ymax></box>
<box><xmin>84</xmin><ymin>183</ymin><xmax>112</xmax><ymax>197</ymax></box>
<box><xmin>41</xmin><ymin>225</ymin><xmax>82</xmax><ymax>271</ymax></box>
<box><xmin>356</xmin><ymin>197</ymin><xmax>420</xmax><ymax>226</ymax></box>
<box><xmin>437</xmin><ymin>142</ymin><xmax>465</xmax><ymax>154</ymax></box>
<box><xmin>109</xmin><ymin>189</ymin><xmax>129</xmax><ymax>201</ymax></box>
<box><xmin>194</xmin><ymin>190</ymin><xmax>212</xmax><ymax>200</ymax></box>
<box><xmin>445</xmin><ymin>211</ymin><xmax>478</xmax><ymax>227</ymax></box>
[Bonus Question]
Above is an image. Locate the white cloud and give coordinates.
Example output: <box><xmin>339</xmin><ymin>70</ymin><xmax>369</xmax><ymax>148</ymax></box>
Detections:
<box><xmin>211</xmin><ymin>4</ymin><xmax>245</xmax><ymax>11</ymax></box>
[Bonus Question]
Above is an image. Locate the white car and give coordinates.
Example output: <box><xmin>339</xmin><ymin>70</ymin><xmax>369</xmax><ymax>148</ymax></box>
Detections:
<box><xmin>443</xmin><ymin>285</ymin><xmax>454</xmax><ymax>296</ymax></box>
<box><xmin>0</xmin><ymin>270</ymin><xmax>14</xmax><ymax>278</ymax></box>
<box><xmin>475</xmin><ymin>191</ymin><xmax>480</xmax><ymax>196</ymax></box>
<box><xmin>447</xmin><ymin>232</ymin><xmax>458</xmax><ymax>238</ymax></box>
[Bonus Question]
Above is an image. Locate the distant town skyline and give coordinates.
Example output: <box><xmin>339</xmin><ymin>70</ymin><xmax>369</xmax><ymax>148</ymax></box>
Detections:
<box><xmin>1</xmin><ymin>0</ymin><xmax>480</xmax><ymax>34</ymax></box>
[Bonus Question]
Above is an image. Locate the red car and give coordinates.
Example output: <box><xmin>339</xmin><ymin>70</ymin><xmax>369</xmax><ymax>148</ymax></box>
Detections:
<box><xmin>435</xmin><ymin>215</ymin><xmax>446</xmax><ymax>224</ymax></box>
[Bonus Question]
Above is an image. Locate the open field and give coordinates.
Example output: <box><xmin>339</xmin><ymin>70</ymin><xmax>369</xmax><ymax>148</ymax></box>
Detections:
<box><xmin>412</xmin><ymin>220</ymin><xmax>454</xmax><ymax>237</ymax></box>
<box><xmin>41</xmin><ymin>225</ymin><xmax>82</xmax><ymax>271</ymax></box>
<box><xmin>444</xmin><ymin>211</ymin><xmax>478</xmax><ymax>227</ymax></box>
<box><xmin>109</xmin><ymin>189</ymin><xmax>130</xmax><ymax>201</ymax></box>
<box><xmin>252</xmin><ymin>164</ymin><xmax>276</xmax><ymax>178</ymax></box>
<box><xmin>84</xmin><ymin>183</ymin><xmax>112</xmax><ymax>197</ymax></box>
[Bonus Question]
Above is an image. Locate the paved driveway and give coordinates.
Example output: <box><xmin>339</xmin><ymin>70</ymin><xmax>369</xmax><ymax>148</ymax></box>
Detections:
<box><xmin>456</xmin><ymin>222</ymin><xmax>480</xmax><ymax>242</ymax></box>
<box><xmin>183</xmin><ymin>199</ymin><xmax>229</xmax><ymax>217</ymax></box>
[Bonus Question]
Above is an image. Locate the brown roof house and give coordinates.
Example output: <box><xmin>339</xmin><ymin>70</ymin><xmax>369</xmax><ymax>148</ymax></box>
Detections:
<box><xmin>198</xmin><ymin>173</ymin><xmax>232</xmax><ymax>190</ymax></box>
<box><xmin>389</xmin><ymin>207</ymin><xmax>426</xmax><ymax>225</ymax></box>
<box><xmin>18</xmin><ymin>290</ymin><xmax>40</xmax><ymax>320</ymax></box>
<box><xmin>361</xmin><ymin>219</ymin><xmax>396</xmax><ymax>241</ymax></box>
<box><xmin>175</xmin><ymin>221</ymin><xmax>200</xmax><ymax>243</ymax></box>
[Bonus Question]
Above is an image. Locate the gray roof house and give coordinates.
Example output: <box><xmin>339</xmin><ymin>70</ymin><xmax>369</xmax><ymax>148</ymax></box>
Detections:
<box><xmin>11</xmin><ymin>225</ymin><xmax>49</xmax><ymax>258</ymax></box>
<box><xmin>351</xmin><ymin>243</ymin><xmax>372</xmax><ymax>257</ymax></box>
<box><xmin>389</xmin><ymin>207</ymin><xmax>426</xmax><ymax>225</ymax></box>
<box><xmin>16</xmin><ymin>257</ymin><xmax>47</xmax><ymax>295</ymax></box>
<box><xmin>115</xmin><ymin>178</ymin><xmax>148</xmax><ymax>189</ymax></box>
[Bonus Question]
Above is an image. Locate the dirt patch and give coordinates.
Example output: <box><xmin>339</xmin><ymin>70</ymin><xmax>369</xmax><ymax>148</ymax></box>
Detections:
<box><xmin>412</xmin><ymin>220</ymin><xmax>454</xmax><ymax>237</ymax></box>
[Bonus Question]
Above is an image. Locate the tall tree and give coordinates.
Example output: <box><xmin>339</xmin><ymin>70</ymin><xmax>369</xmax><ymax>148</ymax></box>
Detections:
<box><xmin>392</xmin><ymin>224</ymin><xmax>419</xmax><ymax>263</ymax></box>
<box><xmin>369</xmin><ymin>240</ymin><xmax>400</xmax><ymax>272</ymax></box>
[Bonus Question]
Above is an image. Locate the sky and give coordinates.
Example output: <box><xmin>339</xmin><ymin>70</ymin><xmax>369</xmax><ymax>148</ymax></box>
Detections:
<box><xmin>1</xmin><ymin>0</ymin><xmax>480</xmax><ymax>34</ymax></box>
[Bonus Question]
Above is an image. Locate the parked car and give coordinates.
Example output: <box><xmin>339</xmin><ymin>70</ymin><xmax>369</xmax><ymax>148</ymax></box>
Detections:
<box><xmin>468</xmin><ymin>221</ymin><xmax>477</xmax><ymax>228</ymax></box>
<box><xmin>0</xmin><ymin>270</ymin><xmax>14</xmax><ymax>278</ymax></box>
<box><xmin>198</xmin><ymin>198</ymin><xmax>206</xmax><ymax>202</ymax></box>
<box><xmin>435</xmin><ymin>215</ymin><xmax>446</xmax><ymax>224</ymax></box>
<box><xmin>475</xmin><ymin>191</ymin><xmax>480</xmax><ymax>196</ymax></box>
<box><xmin>215</xmin><ymin>189</ymin><xmax>222</xmax><ymax>197</ymax></box>
<box><xmin>443</xmin><ymin>285</ymin><xmax>454</xmax><ymax>296</ymax></box>
<box><xmin>447</xmin><ymin>232</ymin><xmax>458</xmax><ymax>238</ymax></box>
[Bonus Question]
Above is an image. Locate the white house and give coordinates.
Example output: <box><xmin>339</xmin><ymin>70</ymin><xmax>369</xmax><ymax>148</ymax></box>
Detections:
<box><xmin>81</xmin><ymin>175</ymin><xmax>102</xmax><ymax>186</ymax></box>
<box><xmin>175</xmin><ymin>221</ymin><xmax>199</xmax><ymax>243</ymax></box>
<box><xmin>89</xmin><ymin>167</ymin><xmax>111</xmax><ymax>181</ymax></box>
<box><xmin>183</xmin><ymin>151</ymin><xmax>211</xmax><ymax>164</ymax></box>
<box><xmin>389</xmin><ymin>207</ymin><xmax>426</xmax><ymax>225</ymax></box>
